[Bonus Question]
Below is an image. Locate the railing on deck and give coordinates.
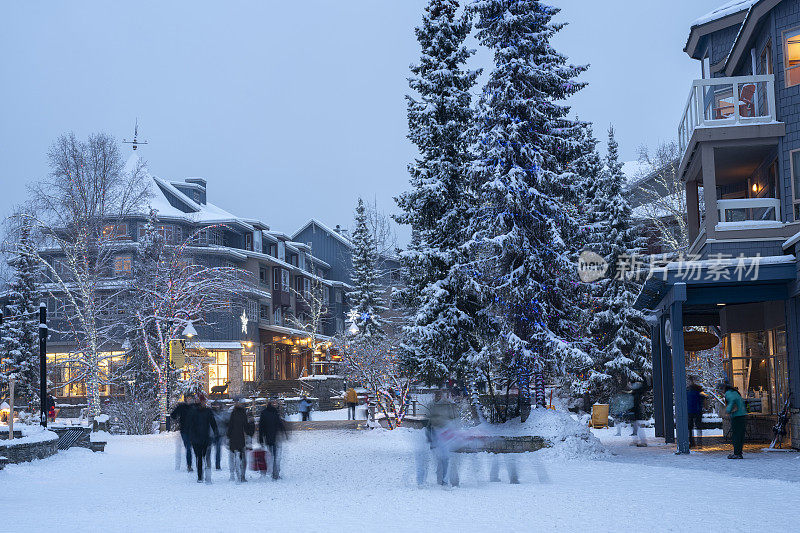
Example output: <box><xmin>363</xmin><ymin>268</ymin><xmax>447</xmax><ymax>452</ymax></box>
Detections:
<box><xmin>678</xmin><ymin>74</ymin><xmax>777</xmax><ymax>155</ymax></box>
<box><xmin>717</xmin><ymin>197</ymin><xmax>781</xmax><ymax>224</ymax></box>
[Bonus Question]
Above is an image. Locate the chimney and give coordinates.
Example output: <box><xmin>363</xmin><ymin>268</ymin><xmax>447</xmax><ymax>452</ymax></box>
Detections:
<box><xmin>185</xmin><ymin>177</ymin><xmax>207</xmax><ymax>204</ymax></box>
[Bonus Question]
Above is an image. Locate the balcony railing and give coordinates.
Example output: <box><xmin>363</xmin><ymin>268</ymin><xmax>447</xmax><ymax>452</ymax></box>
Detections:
<box><xmin>717</xmin><ymin>198</ymin><xmax>781</xmax><ymax>224</ymax></box>
<box><xmin>678</xmin><ymin>74</ymin><xmax>777</xmax><ymax>154</ymax></box>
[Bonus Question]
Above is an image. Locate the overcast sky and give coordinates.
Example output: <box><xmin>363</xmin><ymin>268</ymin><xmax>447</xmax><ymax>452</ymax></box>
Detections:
<box><xmin>1</xmin><ymin>0</ymin><xmax>726</xmax><ymax>245</ymax></box>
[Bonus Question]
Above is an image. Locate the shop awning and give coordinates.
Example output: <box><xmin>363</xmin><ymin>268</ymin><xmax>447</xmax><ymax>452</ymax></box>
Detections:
<box><xmin>186</xmin><ymin>341</ymin><xmax>243</xmax><ymax>350</ymax></box>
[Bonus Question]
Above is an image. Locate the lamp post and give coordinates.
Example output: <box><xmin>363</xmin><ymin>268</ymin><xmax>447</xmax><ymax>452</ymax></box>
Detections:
<box><xmin>39</xmin><ymin>302</ymin><xmax>47</xmax><ymax>428</ymax></box>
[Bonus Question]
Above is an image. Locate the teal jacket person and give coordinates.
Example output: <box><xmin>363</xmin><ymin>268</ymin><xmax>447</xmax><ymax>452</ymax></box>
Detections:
<box><xmin>725</xmin><ymin>388</ymin><xmax>747</xmax><ymax>417</ymax></box>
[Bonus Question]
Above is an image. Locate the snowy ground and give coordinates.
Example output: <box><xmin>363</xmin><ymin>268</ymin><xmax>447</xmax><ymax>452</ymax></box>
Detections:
<box><xmin>4</xmin><ymin>424</ymin><xmax>800</xmax><ymax>532</ymax></box>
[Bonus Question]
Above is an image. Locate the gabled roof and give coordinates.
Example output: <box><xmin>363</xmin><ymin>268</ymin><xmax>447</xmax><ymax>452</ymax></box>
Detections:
<box><xmin>292</xmin><ymin>219</ymin><xmax>354</xmax><ymax>250</ymax></box>
<box><xmin>685</xmin><ymin>0</ymin><xmax>755</xmax><ymax>58</ymax></box>
<box><xmin>125</xmin><ymin>154</ymin><xmax>254</xmax><ymax>232</ymax></box>
<box><xmin>692</xmin><ymin>0</ymin><xmax>758</xmax><ymax>28</ymax></box>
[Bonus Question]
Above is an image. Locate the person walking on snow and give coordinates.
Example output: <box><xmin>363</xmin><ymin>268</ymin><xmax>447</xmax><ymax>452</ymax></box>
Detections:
<box><xmin>170</xmin><ymin>394</ymin><xmax>196</xmax><ymax>471</ymax></box>
<box><xmin>344</xmin><ymin>387</ymin><xmax>359</xmax><ymax>420</ymax></box>
<box><xmin>686</xmin><ymin>376</ymin><xmax>705</xmax><ymax>448</ymax></box>
<box><xmin>629</xmin><ymin>380</ymin><xmax>648</xmax><ymax>447</ymax></box>
<box><xmin>211</xmin><ymin>402</ymin><xmax>229</xmax><ymax>470</ymax></box>
<box><xmin>186</xmin><ymin>395</ymin><xmax>219</xmax><ymax>483</ymax></box>
<box><xmin>259</xmin><ymin>401</ymin><xmax>288</xmax><ymax>480</ymax></box>
<box><xmin>724</xmin><ymin>383</ymin><xmax>747</xmax><ymax>459</ymax></box>
<box><xmin>227</xmin><ymin>398</ymin><xmax>254</xmax><ymax>482</ymax></box>
<box><xmin>298</xmin><ymin>396</ymin><xmax>312</xmax><ymax>422</ymax></box>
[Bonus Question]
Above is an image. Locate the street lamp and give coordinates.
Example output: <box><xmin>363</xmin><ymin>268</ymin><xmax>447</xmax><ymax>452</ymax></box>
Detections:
<box><xmin>182</xmin><ymin>321</ymin><xmax>197</xmax><ymax>338</ymax></box>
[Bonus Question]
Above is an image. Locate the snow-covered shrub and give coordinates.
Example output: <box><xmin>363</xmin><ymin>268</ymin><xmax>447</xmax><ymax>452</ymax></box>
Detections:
<box><xmin>107</xmin><ymin>392</ymin><xmax>159</xmax><ymax>435</ymax></box>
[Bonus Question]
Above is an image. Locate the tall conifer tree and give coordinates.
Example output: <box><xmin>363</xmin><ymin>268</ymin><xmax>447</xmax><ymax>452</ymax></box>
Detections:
<box><xmin>586</xmin><ymin>127</ymin><xmax>651</xmax><ymax>400</ymax></box>
<box><xmin>349</xmin><ymin>198</ymin><xmax>386</xmax><ymax>338</ymax></box>
<box><xmin>467</xmin><ymin>0</ymin><xmax>590</xmax><ymax>410</ymax></box>
<box><xmin>395</xmin><ymin>0</ymin><xmax>486</xmax><ymax>384</ymax></box>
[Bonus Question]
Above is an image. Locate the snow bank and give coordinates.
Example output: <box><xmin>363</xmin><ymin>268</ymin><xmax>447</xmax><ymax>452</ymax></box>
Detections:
<box><xmin>0</xmin><ymin>424</ymin><xmax>58</xmax><ymax>446</ymax></box>
<box><xmin>476</xmin><ymin>409</ymin><xmax>605</xmax><ymax>460</ymax></box>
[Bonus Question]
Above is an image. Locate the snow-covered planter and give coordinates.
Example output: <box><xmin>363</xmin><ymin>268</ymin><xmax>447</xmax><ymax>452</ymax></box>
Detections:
<box><xmin>473</xmin><ymin>409</ymin><xmax>605</xmax><ymax>459</ymax></box>
<box><xmin>0</xmin><ymin>425</ymin><xmax>58</xmax><ymax>464</ymax></box>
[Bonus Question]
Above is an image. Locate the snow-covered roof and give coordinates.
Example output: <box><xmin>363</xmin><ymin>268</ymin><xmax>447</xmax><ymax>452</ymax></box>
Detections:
<box><xmin>125</xmin><ymin>154</ymin><xmax>253</xmax><ymax>231</ymax></box>
<box><xmin>292</xmin><ymin>219</ymin><xmax>353</xmax><ymax>249</ymax></box>
<box><xmin>622</xmin><ymin>160</ymin><xmax>652</xmax><ymax>185</ymax></box>
<box><xmin>692</xmin><ymin>0</ymin><xmax>757</xmax><ymax>27</ymax></box>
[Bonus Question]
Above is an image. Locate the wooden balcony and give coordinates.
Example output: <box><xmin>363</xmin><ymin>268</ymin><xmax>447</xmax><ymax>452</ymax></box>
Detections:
<box><xmin>678</xmin><ymin>74</ymin><xmax>779</xmax><ymax>157</ymax></box>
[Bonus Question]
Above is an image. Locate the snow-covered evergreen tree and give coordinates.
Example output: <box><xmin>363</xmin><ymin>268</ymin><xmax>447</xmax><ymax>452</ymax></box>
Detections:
<box><xmin>466</xmin><ymin>0</ymin><xmax>590</xmax><ymax>411</ymax></box>
<box><xmin>585</xmin><ymin>127</ymin><xmax>651</xmax><ymax>401</ymax></box>
<box><xmin>395</xmin><ymin>0</ymin><xmax>487</xmax><ymax>385</ymax></box>
<box><xmin>348</xmin><ymin>198</ymin><xmax>386</xmax><ymax>338</ymax></box>
<box><xmin>565</xmin><ymin>121</ymin><xmax>607</xmax><ymax>395</ymax></box>
<box><xmin>0</xmin><ymin>220</ymin><xmax>41</xmax><ymax>405</ymax></box>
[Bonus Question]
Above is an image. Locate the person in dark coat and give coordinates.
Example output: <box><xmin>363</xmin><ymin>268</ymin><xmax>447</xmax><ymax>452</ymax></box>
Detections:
<box><xmin>259</xmin><ymin>401</ymin><xmax>288</xmax><ymax>480</ymax></box>
<box><xmin>227</xmin><ymin>399</ymin><xmax>254</xmax><ymax>482</ymax></box>
<box><xmin>186</xmin><ymin>396</ymin><xmax>218</xmax><ymax>483</ymax></box>
<box><xmin>630</xmin><ymin>380</ymin><xmax>649</xmax><ymax>447</ymax></box>
<box><xmin>170</xmin><ymin>394</ymin><xmax>196</xmax><ymax>471</ymax></box>
<box><xmin>686</xmin><ymin>376</ymin><xmax>705</xmax><ymax>448</ymax></box>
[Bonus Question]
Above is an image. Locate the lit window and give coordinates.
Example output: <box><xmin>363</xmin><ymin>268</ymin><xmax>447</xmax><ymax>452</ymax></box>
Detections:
<box><xmin>207</xmin><ymin>351</ymin><xmax>228</xmax><ymax>391</ymax></box>
<box><xmin>785</xmin><ymin>28</ymin><xmax>800</xmax><ymax>86</ymax></box>
<box><xmin>242</xmin><ymin>359</ymin><xmax>256</xmax><ymax>382</ymax></box>
<box><xmin>114</xmin><ymin>255</ymin><xmax>132</xmax><ymax>275</ymax></box>
<box><xmin>102</xmin><ymin>223</ymin><xmax>128</xmax><ymax>240</ymax></box>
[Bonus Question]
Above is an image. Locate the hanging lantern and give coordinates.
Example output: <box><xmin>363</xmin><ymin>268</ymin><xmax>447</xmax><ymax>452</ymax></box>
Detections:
<box><xmin>683</xmin><ymin>331</ymin><xmax>720</xmax><ymax>352</ymax></box>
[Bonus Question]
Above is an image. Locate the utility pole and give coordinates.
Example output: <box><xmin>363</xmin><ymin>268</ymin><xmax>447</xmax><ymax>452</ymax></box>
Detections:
<box><xmin>39</xmin><ymin>302</ymin><xmax>47</xmax><ymax>428</ymax></box>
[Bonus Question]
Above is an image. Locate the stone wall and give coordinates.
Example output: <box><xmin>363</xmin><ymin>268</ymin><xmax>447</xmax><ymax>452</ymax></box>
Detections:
<box><xmin>298</xmin><ymin>376</ymin><xmax>345</xmax><ymax>410</ymax></box>
<box><xmin>454</xmin><ymin>435</ymin><xmax>551</xmax><ymax>454</ymax></box>
<box><xmin>791</xmin><ymin>410</ymin><xmax>800</xmax><ymax>449</ymax></box>
<box><xmin>0</xmin><ymin>437</ymin><xmax>58</xmax><ymax>463</ymax></box>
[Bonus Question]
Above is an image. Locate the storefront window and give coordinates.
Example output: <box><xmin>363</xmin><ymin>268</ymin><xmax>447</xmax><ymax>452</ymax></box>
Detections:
<box><xmin>207</xmin><ymin>350</ymin><xmax>228</xmax><ymax>391</ymax></box>
<box><xmin>242</xmin><ymin>359</ymin><xmax>255</xmax><ymax>382</ymax></box>
<box><xmin>723</xmin><ymin>327</ymin><xmax>788</xmax><ymax>415</ymax></box>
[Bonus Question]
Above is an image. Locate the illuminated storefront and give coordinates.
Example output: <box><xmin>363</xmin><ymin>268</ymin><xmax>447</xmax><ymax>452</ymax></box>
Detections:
<box><xmin>47</xmin><ymin>351</ymin><xmax>126</xmax><ymax>398</ymax></box>
<box><xmin>722</xmin><ymin>328</ymin><xmax>788</xmax><ymax>416</ymax></box>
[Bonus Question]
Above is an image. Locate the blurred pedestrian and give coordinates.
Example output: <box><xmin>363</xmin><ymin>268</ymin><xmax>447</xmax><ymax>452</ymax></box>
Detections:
<box><xmin>724</xmin><ymin>383</ymin><xmax>747</xmax><ymax>459</ymax></box>
<box><xmin>687</xmin><ymin>376</ymin><xmax>705</xmax><ymax>448</ymax></box>
<box><xmin>187</xmin><ymin>395</ymin><xmax>219</xmax><ymax>483</ymax></box>
<box><xmin>259</xmin><ymin>401</ymin><xmax>288</xmax><ymax>480</ymax></box>
<box><xmin>298</xmin><ymin>396</ymin><xmax>312</xmax><ymax>422</ymax></box>
<box><xmin>170</xmin><ymin>394</ymin><xmax>196</xmax><ymax>471</ymax></box>
<box><xmin>211</xmin><ymin>402</ymin><xmax>229</xmax><ymax>470</ymax></box>
<box><xmin>629</xmin><ymin>380</ymin><xmax>648</xmax><ymax>447</ymax></box>
<box><xmin>227</xmin><ymin>397</ymin><xmax>254</xmax><ymax>482</ymax></box>
<box><xmin>344</xmin><ymin>387</ymin><xmax>359</xmax><ymax>420</ymax></box>
<box><xmin>426</xmin><ymin>391</ymin><xmax>459</xmax><ymax>486</ymax></box>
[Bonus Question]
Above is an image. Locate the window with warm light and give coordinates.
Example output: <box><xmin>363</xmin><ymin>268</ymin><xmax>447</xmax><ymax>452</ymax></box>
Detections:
<box><xmin>102</xmin><ymin>223</ymin><xmax>128</xmax><ymax>240</ymax></box>
<box><xmin>207</xmin><ymin>351</ymin><xmax>228</xmax><ymax>391</ymax></box>
<box><xmin>242</xmin><ymin>359</ymin><xmax>256</xmax><ymax>382</ymax></box>
<box><xmin>114</xmin><ymin>255</ymin><xmax>133</xmax><ymax>276</ymax></box>
<box><xmin>784</xmin><ymin>28</ymin><xmax>800</xmax><ymax>86</ymax></box>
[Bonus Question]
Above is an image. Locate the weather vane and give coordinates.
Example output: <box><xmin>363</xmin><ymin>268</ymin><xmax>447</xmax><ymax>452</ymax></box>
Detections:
<box><xmin>123</xmin><ymin>119</ymin><xmax>148</xmax><ymax>150</ymax></box>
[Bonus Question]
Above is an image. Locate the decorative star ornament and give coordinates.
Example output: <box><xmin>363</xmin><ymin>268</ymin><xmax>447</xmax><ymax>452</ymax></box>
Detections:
<box><xmin>360</xmin><ymin>312</ymin><xmax>371</xmax><ymax>322</ymax></box>
<box><xmin>240</xmin><ymin>309</ymin><xmax>249</xmax><ymax>333</ymax></box>
<box><xmin>346</xmin><ymin>309</ymin><xmax>359</xmax><ymax>322</ymax></box>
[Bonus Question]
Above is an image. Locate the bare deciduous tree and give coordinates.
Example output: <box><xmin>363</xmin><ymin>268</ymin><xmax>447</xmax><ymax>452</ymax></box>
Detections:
<box><xmin>631</xmin><ymin>141</ymin><xmax>689</xmax><ymax>254</ymax></box>
<box><xmin>333</xmin><ymin>333</ymin><xmax>411</xmax><ymax>429</ymax></box>
<box><xmin>16</xmin><ymin>132</ymin><xmax>149</xmax><ymax>418</ymax></box>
